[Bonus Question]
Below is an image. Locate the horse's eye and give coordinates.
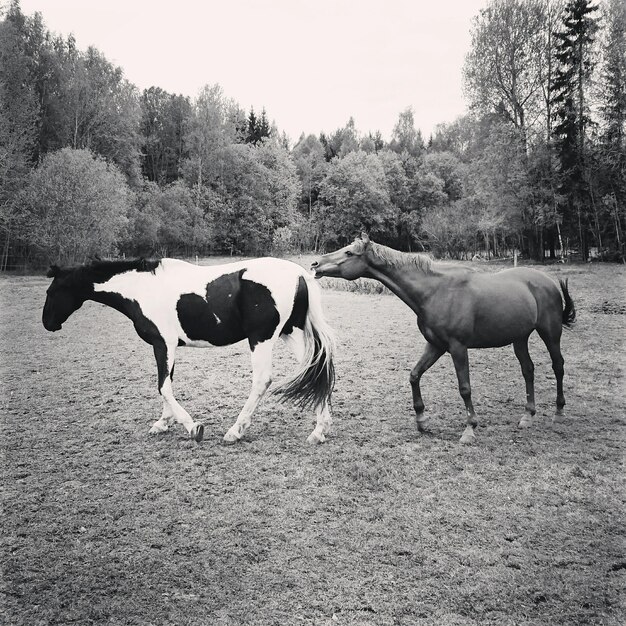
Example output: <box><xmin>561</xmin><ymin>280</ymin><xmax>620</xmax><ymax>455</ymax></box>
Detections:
<box><xmin>345</xmin><ymin>251</ymin><xmax>353</xmax><ymax>257</ymax></box>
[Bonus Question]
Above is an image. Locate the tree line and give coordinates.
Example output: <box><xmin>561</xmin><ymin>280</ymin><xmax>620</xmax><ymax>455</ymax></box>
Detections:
<box><xmin>0</xmin><ymin>0</ymin><xmax>624</xmax><ymax>268</ymax></box>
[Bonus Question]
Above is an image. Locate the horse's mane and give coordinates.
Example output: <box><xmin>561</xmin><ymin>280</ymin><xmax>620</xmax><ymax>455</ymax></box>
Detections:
<box><xmin>49</xmin><ymin>258</ymin><xmax>162</xmax><ymax>285</ymax></box>
<box><xmin>85</xmin><ymin>258</ymin><xmax>162</xmax><ymax>284</ymax></box>
<box><xmin>355</xmin><ymin>240</ymin><xmax>434</xmax><ymax>274</ymax></box>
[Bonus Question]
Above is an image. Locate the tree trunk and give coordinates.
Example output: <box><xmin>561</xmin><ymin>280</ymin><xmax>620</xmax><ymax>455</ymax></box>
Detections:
<box><xmin>590</xmin><ymin>186</ymin><xmax>603</xmax><ymax>256</ymax></box>
<box><xmin>524</xmin><ymin>231</ymin><xmax>529</xmax><ymax>260</ymax></box>
<box><xmin>556</xmin><ymin>221</ymin><xmax>565</xmax><ymax>261</ymax></box>
<box><xmin>548</xmin><ymin>228</ymin><xmax>556</xmax><ymax>260</ymax></box>
<box><xmin>1</xmin><ymin>223</ymin><xmax>10</xmax><ymax>272</ymax></box>
<box><xmin>613</xmin><ymin>198</ymin><xmax>624</xmax><ymax>261</ymax></box>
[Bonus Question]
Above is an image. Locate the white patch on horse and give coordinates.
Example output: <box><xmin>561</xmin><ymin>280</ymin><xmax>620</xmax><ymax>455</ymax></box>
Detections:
<box><xmin>213</xmin><ymin>312</ymin><xmax>221</xmax><ymax>324</ymax></box>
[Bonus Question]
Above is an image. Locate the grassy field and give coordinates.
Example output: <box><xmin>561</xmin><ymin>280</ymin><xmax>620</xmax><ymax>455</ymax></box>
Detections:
<box><xmin>1</xmin><ymin>260</ymin><xmax>625</xmax><ymax>625</ymax></box>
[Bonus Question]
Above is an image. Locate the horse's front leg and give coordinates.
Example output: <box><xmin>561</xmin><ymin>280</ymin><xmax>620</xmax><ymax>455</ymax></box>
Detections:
<box><xmin>223</xmin><ymin>340</ymin><xmax>274</xmax><ymax>443</ymax></box>
<box><xmin>449</xmin><ymin>341</ymin><xmax>477</xmax><ymax>444</ymax></box>
<box><xmin>148</xmin><ymin>400</ymin><xmax>175</xmax><ymax>434</ymax></box>
<box><xmin>410</xmin><ymin>342</ymin><xmax>445</xmax><ymax>432</ymax></box>
<box><xmin>152</xmin><ymin>339</ymin><xmax>204</xmax><ymax>442</ymax></box>
<box><xmin>149</xmin><ymin>365</ymin><xmax>176</xmax><ymax>434</ymax></box>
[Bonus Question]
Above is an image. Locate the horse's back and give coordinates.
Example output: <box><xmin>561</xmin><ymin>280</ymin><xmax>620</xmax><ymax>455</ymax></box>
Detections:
<box><xmin>492</xmin><ymin>266</ymin><xmax>558</xmax><ymax>289</ymax></box>
<box><xmin>490</xmin><ymin>268</ymin><xmax>563</xmax><ymax>316</ymax></box>
<box><xmin>424</xmin><ymin>267</ymin><xmax>562</xmax><ymax>348</ymax></box>
<box><xmin>161</xmin><ymin>257</ymin><xmax>309</xmax><ymax>348</ymax></box>
<box><xmin>473</xmin><ymin>267</ymin><xmax>563</xmax><ymax>341</ymax></box>
<box><xmin>159</xmin><ymin>257</ymin><xmax>308</xmax><ymax>297</ymax></box>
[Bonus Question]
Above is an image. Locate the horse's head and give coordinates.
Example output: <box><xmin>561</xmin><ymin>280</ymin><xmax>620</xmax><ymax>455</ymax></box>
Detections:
<box><xmin>311</xmin><ymin>232</ymin><xmax>373</xmax><ymax>280</ymax></box>
<box><xmin>42</xmin><ymin>265</ymin><xmax>86</xmax><ymax>331</ymax></box>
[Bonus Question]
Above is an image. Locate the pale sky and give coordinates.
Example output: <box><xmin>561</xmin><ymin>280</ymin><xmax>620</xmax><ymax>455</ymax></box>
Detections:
<box><xmin>18</xmin><ymin>0</ymin><xmax>488</xmax><ymax>143</ymax></box>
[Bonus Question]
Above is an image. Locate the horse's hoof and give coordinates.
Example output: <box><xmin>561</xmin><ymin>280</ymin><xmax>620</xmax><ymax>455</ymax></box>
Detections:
<box><xmin>190</xmin><ymin>423</ymin><xmax>204</xmax><ymax>443</ymax></box>
<box><xmin>223</xmin><ymin>430</ymin><xmax>240</xmax><ymax>444</ymax></box>
<box><xmin>307</xmin><ymin>431</ymin><xmax>325</xmax><ymax>445</ymax></box>
<box><xmin>149</xmin><ymin>424</ymin><xmax>167</xmax><ymax>435</ymax></box>
<box><xmin>416</xmin><ymin>418</ymin><xmax>430</xmax><ymax>433</ymax></box>
<box><xmin>460</xmin><ymin>430</ymin><xmax>476</xmax><ymax>445</ymax></box>
<box><xmin>518</xmin><ymin>416</ymin><xmax>533</xmax><ymax>428</ymax></box>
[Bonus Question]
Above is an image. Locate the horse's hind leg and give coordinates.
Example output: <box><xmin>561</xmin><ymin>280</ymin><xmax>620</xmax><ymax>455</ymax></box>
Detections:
<box><xmin>223</xmin><ymin>339</ymin><xmax>274</xmax><ymax>443</ymax></box>
<box><xmin>537</xmin><ymin>328</ymin><xmax>566</xmax><ymax>421</ymax></box>
<box><xmin>309</xmin><ymin>403</ymin><xmax>331</xmax><ymax>445</ymax></box>
<box><xmin>282</xmin><ymin>330</ymin><xmax>331</xmax><ymax>444</ymax></box>
<box><xmin>513</xmin><ymin>336</ymin><xmax>536</xmax><ymax>428</ymax></box>
<box><xmin>410</xmin><ymin>341</ymin><xmax>445</xmax><ymax>432</ymax></box>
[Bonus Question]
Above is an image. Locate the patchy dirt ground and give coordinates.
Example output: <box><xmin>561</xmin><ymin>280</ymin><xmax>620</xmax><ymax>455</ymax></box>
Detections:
<box><xmin>1</xmin><ymin>261</ymin><xmax>625</xmax><ymax>625</ymax></box>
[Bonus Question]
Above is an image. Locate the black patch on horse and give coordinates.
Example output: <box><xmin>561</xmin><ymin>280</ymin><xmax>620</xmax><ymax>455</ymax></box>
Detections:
<box><xmin>281</xmin><ymin>275</ymin><xmax>308</xmax><ymax>335</ymax></box>
<box><xmin>92</xmin><ymin>291</ymin><xmax>163</xmax><ymax>344</ymax></box>
<box><xmin>239</xmin><ymin>276</ymin><xmax>281</xmax><ymax>349</ymax></box>
<box><xmin>89</xmin><ymin>289</ymin><xmax>171</xmax><ymax>389</ymax></box>
<box><xmin>177</xmin><ymin>293</ymin><xmax>246</xmax><ymax>346</ymax></box>
<box><xmin>176</xmin><ymin>270</ymin><xmax>280</xmax><ymax>349</ymax></box>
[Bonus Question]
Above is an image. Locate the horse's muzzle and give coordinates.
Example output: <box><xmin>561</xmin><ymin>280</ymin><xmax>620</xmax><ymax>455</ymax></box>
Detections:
<box><xmin>42</xmin><ymin>318</ymin><xmax>62</xmax><ymax>332</ymax></box>
<box><xmin>311</xmin><ymin>261</ymin><xmax>339</xmax><ymax>279</ymax></box>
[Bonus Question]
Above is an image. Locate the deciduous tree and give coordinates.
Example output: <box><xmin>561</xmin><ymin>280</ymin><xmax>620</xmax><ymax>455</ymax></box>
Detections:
<box><xmin>464</xmin><ymin>0</ymin><xmax>546</xmax><ymax>148</ymax></box>
<box><xmin>319</xmin><ymin>151</ymin><xmax>395</xmax><ymax>245</ymax></box>
<box><xmin>18</xmin><ymin>148</ymin><xmax>131</xmax><ymax>264</ymax></box>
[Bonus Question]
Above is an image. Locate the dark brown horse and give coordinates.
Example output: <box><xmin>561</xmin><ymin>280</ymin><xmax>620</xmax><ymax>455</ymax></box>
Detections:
<box><xmin>312</xmin><ymin>233</ymin><xmax>575</xmax><ymax>444</ymax></box>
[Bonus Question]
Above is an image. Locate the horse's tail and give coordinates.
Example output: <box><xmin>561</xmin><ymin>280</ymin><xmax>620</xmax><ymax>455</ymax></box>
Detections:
<box><xmin>560</xmin><ymin>279</ymin><xmax>576</xmax><ymax>329</ymax></box>
<box><xmin>274</xmin><ymin>274</ymin><xmax>336</xmax><ymax>411</ymax></box>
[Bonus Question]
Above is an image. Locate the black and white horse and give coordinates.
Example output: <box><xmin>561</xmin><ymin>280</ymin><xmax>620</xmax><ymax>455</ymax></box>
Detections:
<box><xmin>42</xmin><ymin>257</ymin><xmax>336</xmax><ymax>444</ymax></box>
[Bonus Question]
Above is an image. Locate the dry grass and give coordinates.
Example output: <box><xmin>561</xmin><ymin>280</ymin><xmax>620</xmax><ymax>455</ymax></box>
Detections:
<box><xmin>1</xmin><ymin>261</ymin><xmax>625</xmax><ymax>625</ymax></box>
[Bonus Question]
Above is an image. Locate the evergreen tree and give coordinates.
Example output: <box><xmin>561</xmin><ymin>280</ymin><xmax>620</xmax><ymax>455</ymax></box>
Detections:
<box><xmin>551</xmin><ymin>0</ymin><xmax>599</xmax><ymax>260</ymax></box>
<box><xmin>245</xmin><ymin>106</ymin><xmax>271</xmax><ymax>145</ymax></box>
<box><xmin>246</xmin><ymin>106</ymin><xmax>257</xmax><ymax>144</ymax></box>
<box><xmin>257</xmin><ymin>108</ymin><xmax>271</xmax><ymax>141</ymax></box>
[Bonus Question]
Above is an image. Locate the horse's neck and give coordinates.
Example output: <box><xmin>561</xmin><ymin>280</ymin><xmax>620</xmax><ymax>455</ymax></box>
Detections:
<box><xmin>88</xmin><ymin>271</ymin><xmax>150</xmax><ymax>321</ymax></box>
<box><xmin>366</xmin><ymin>263</ymin><xmax>438</xmax><ymax>314</ymax></box>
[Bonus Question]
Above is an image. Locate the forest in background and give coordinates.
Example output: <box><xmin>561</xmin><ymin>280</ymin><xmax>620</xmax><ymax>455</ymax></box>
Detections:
<box><xmin>0</xmin><ymin>0</ymin><xmax>624</xmax><ymax>268</ymax></box>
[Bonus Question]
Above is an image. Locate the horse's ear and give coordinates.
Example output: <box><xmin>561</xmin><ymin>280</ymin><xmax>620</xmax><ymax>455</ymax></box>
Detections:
<box><xmin>47</xmin><ymin>265</ymin><xmax>61</xmax><ymax>278</ymax></box>
<box><xmin>361</xmin><ymin>232</ymin><xmax>371</xmax><ymax>244</ymax></box>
